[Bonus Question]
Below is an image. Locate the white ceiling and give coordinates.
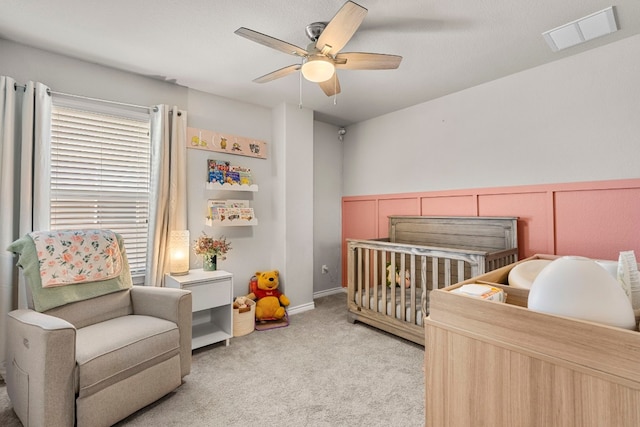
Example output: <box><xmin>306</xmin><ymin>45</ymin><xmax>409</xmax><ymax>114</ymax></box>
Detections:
<box><xmin>1</xmin><ymin>0</ymin><xmax>639</xmax><ymax>126</ymax></box>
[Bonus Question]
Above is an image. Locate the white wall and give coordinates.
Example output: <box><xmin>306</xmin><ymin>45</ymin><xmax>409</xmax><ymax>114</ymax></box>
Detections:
<box><xmin>1</xmin><ymin>39</ymin><xmax>323</xmax><ymax>311</ymax></box>
<box><xmin>185</xmin><ymin>89</ymin><xmax>274</xmax><ymax>297</ymax></box>
<box><xmin>0</xmin><ymin>39</ymin><xmax>186</xmax><ymax>108</ymax></box>
<box><xmin>343</xmin><ymin>34</ymin><xmax>640</xmax><ymax>196</ymax></box>
<box><xmin>276</xmin><ymin>103</ymin><xmax>315</xmax><ymax>311</ymax></box>
<box><xmin>313</xmin><ymin>121</ymin><xmax>343</xmax><ymax>294</ymax></box>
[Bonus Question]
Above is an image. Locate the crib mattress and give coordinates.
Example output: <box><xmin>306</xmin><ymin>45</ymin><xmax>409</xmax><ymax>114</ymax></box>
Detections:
<box><xmin>356</xmin><ymin>286</ymin><xmax>423</xmax><ymax>326</ymax></box>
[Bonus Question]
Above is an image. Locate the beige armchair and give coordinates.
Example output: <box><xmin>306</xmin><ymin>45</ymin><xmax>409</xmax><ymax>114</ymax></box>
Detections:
<box><xmin>5</xmin><ymin>231</ymin><xmax>192</xmax><ymax>427</ymax></box>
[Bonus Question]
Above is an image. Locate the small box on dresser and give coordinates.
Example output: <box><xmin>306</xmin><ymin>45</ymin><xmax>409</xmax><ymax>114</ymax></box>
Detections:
<box><xmin>165</xmin><ymin>269</ymin><xmax>233</xmax><ymax>348</ymax></box>
<box><xmin>424</xmin><ymin>254</ymin><xmax>640</xmax><ymax>427</ymax></box>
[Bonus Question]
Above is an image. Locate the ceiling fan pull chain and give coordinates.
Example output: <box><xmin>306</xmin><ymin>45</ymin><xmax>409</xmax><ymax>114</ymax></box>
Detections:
<box><xmin>299</xmin><ymin>64</ymin><xmax>303</xmax><ymax>109</ymax></box>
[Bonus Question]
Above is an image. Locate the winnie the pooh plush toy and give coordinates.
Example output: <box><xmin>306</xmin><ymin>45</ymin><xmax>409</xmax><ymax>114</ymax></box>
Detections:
<box><xmin>247</xmin><ymin>270</ymin><xmax>290</xmax><ymax>320</ymax></box>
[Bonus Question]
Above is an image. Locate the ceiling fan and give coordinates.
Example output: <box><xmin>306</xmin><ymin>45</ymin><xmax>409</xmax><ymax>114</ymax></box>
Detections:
<box><xmin>234</xmin><ymin>0</ymin><xmax>402</xmax><ymax>97</ymax></box>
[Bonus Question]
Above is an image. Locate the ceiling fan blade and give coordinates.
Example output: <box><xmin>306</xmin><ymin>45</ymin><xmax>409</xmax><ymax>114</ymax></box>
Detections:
<box><xmin>253</xmin><ymin>64</ymin><xmax>301</xmax><ymax>83</ymax></box>
<box><xmin>235</xmin><ymin>27</ymin><xmax>308</xmax><ymax>57</ymax></box>
<box><xmin>318</xmin><ymin>74</ymin><xmax>341</xmax><ymax>96</ymax></box>
<box><xmin>316</xmin><ymin>1</ymin><xmax>367</xmax><ymax>55</ymax></box>
<box><xmin>335</xmin><ymin>52</ymin><xmax>402</xmax><ymax>70</ymax></box>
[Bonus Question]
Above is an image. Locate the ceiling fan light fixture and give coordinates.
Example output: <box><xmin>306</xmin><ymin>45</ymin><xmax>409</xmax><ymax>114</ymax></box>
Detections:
<box><xmin>301</xmin><ymin>55</ymin><xmax>335</xmax><ymax>82</ymax></box>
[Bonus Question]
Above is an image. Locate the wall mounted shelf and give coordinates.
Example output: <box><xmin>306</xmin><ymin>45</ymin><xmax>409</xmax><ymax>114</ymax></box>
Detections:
<box><xmin>206</xmin><ymin>218</ymin><xmax>258</xmax><ymax>227</ymax></box>
<box><xmin>204</xmin><ymin>182</ymin><xmax>258</xmax><ymax>192</ymax></box>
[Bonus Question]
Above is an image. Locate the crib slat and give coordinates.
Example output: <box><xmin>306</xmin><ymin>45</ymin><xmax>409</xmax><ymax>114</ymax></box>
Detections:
<box><xmin>390</xmin><ymin>251</ymin><xmax>396</xmax><ymax>317</ymax></box>
<box><xmin>356</xmin><ymin>247</ymin><xmax>363</xmax><ymax>307</ymax></box>
<box><xmin>381</xmin><ymin>250</ymin><xmax>387</xmax><ymax>315</ymax></box>
<box><xmin>364</xmin><ymin>248</ymin><xmax>370</xmax><ymax>310</ymax></box>
<box><xmin>409</xmin><ymin>254</ymin><xmax>416</xmax><ymax>323</ymax></box>
<box><xmin>458</xmin><ymin>260</ymin><xmax>465</xmax><ymax>281</ymax></box>
<box><xmin>444</xmin><ymin>258</ymin><xmax>451</xmax><ymax>287</ymax></box>
<box><xmin>421</xmin><ymin>256</ymin><xmax>428</xmax><ymax>316</ymax></box>
<box><xmin>399</xmin><ymin>253</ymin><xmax>406</xmax><ymax>321</ymax></box>
<box><xmin>372</xmin><ymin>249</ymin><xmax>378</xmax><ymax>313</ymax></box>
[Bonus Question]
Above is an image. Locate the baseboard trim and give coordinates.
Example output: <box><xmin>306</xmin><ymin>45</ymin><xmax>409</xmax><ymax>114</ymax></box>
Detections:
<box><xmin>313</xmin><ymin>287</ymin><xmax>347</xmax><ymax>299</ymax></box>
<box><xmin>287</xmin><ymin>288</ymin><xmax>346</xmax><ymax>315</ymax></box>
<box><xmin>287</xmin><ymin>301</ymin><xmax>315</xmax><ymax>316</ymax></box>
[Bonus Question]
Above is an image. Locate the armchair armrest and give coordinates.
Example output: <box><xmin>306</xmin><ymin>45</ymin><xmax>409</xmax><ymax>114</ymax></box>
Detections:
<box><xmin>7</xmin><ymin>309</ymin><xmax>77</xmax><ymax>427</ymax></box>
<box><xmin>130</xmin><ymin>286</ymin><xmax>192</xmax><ymax>376</ymax></box>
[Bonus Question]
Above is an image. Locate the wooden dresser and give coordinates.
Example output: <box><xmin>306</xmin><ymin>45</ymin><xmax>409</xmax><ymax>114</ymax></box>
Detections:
<box><xmin>424</xmin><ymin>255</ymin><xmax>640</xmax><ymax>426</ymax></box>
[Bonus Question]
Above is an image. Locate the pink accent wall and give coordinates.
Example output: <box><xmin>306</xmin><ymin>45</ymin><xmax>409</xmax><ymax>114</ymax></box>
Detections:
<box><xmin>341</xmin><ymin>179</ymin><xmax>640</xmax><ymax>286</ymax></box>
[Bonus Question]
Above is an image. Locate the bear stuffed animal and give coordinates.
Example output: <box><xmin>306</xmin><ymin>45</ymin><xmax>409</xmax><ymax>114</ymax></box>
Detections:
<box><xmin>247</xmin><ymin>270</ymin><xmax>290</xmax><ymax>320</ymax></box>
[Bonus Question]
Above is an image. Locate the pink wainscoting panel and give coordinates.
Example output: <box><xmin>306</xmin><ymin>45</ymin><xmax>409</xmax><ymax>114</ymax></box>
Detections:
<box><xmin>342</xmin><ymin>199</ymin><xmax>377</xmax><ymax>285</ymax></box>
<box><xmin>342</xmin><ymin>199</ymin><xmax>378</xmax><ymax>240</ymax></box>
<box><xmin>342</xmin><ymin>179</ymin><xmax>640</xmax><ymax>286</ymax></box>
<box><xmin>421</xmin><ymin>195</ymin><xmax>477</xmax><ymax>216</ymax></box>
<box><xmin>478</xmin><ymin>192</ymin><xmax>553</xmax><ymax>259</ymax></box>
<box><xmin>378</xmin><ymin>198</ymin><xmax>421</xmax><ymax>238</ymax></box>
<box><xmin>554</xmin><ymin>187</ymin><xmax>640</xmax><ymax>260</ymax></box>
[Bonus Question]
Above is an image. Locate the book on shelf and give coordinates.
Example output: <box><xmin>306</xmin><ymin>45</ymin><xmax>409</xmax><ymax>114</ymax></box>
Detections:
<box><xmin>208</xmin><ymin>159</ymin><xmax>230</xmax><ymax>184</ymax></box>
<box><xmin>225</xmin><ymin>199</ymin><xmax>250</xmax><ymax>208</ymax></box>
<box><xmin>225</xmin><ymin>170</ymin><xmax>240</xmax><ymax>185</ymax></box>
<box><xmin>239</xmin><ymin>208</ymin><xmax>255</xmax><ymax>221</ymax></box>
<box><xmin>217</xmin><ymin>207</ymin><xmax>241</xmax><ymax>222</ymax></box>
<box><xmin>208</xmin><ymin>204</ymin><xmax>255</xmax><ymax>222</ymax></box>
<box><xmin>207</xmin><ymin>199</ymin><xmax>227</xmax><ymax>220</ymax></box>
<box><xmin>207</xmin><ymin>159</ymin><xmax>254</xmax><ymax>186</ymax></box>
<box><xmin>231</xmin><ymin>165</ymin><xmax>253</xmax><ymax>186</ymax></box>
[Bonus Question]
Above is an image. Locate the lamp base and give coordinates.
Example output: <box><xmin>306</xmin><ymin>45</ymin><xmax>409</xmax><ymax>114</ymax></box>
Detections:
<box><xmin>170</xmin><ymin>270</ymin><xmax>190</xmax><ymax>276</ymax></box>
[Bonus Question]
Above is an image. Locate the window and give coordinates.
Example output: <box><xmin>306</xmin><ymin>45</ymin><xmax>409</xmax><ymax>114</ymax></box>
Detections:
<box><xmin>50</xmin><ymin>96</ymin><xmax>151</xmax><ymax>280</ymax></box>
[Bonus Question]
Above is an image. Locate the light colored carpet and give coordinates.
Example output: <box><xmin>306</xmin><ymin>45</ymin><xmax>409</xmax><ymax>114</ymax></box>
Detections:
<box><xmin>1</xmin><ymin>293</ymin><xmax>425</xmax><ymax>426</ymax></box>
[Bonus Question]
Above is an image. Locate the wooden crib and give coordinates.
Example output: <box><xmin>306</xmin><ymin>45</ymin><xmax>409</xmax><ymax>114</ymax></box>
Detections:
<box><xmin>346</xmin><ymin>216</ymin><xmax>518</xmax><ymax>345</ymax></box>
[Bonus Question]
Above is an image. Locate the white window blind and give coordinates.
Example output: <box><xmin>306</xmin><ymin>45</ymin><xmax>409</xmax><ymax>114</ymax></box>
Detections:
<box><xmin>50</xmin><ymin>101</ymin><xmax>151</xmax><ymax>278</ymax></box>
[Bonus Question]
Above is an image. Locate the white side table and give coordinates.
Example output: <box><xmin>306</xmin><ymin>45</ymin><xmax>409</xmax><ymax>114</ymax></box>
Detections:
<box><xmin>165</xmin><ymin>269</ymin><xmax>233</xmax><ymax>348</ymax></box>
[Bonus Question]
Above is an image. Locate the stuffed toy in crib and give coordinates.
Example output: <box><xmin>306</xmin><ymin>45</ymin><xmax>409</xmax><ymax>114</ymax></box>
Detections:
<box><xmin>386</xmin><ymin>263</ymin><xmax>411</xmax><ymax>288</ymax></box>
<box><xmin>247</xmin><ymin>270</ymin><xmax>290</xmax><ymax>320</ymax></box>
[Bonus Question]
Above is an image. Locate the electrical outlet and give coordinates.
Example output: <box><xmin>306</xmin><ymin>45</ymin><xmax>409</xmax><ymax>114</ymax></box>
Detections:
<box><xmin>321</xmin><ymin>264</ymin><xmax>329</xmax><ymax>274</ymax></box>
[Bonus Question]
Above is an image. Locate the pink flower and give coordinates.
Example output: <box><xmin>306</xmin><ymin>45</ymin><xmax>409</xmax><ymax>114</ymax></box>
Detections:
<box><xmin>193</xmin><ymin>233</ymin><xmax>232</xmax><ymax>260</ymax></box>
<box><xmin>62</xmin><ymin>253</ymin><xmax>73</xmax><ymax>263</ymax></box>
<box><xmin>74</xmin><ymin>274</ymin><xmax>87</xmax><ymax>282</ymax></box>
<box><xmin>71</xmin><ymin>235</ymin><xmax>83</xmax><ymax>242</ymax></box>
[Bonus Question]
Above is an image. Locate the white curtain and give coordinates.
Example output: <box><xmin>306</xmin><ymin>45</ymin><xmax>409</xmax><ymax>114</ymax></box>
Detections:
<box><xmin>0</xmin><ymin>78</ymin><xmax>51</xmax><ymax>378</ymax></box>
<box><xmin>146</xmin><ymin>105</ymin><xmax>188</xmax><ymax>287</ymax></box>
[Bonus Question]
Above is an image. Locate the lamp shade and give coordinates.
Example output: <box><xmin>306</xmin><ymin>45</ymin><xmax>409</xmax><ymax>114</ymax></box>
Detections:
<box><xmin>301</xmin><ymin>55</ymin><xmax>335</xmax><ymax>82</ymax></box>
<box><xmin>528</xmin><ymin>256</ymin><xmax>636</xmax><ymax>330</ymax></box>
<box><xmin>169</xmin><ymin>230</ymin><xmax>190</xmax><ymax>275</ymax></box>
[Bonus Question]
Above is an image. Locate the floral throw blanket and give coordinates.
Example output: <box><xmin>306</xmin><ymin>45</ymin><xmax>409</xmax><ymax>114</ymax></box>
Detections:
<box><xmin>29</xmin><ymin>229</ymin><xmax>123</xmax><ymax>288</ymax></box>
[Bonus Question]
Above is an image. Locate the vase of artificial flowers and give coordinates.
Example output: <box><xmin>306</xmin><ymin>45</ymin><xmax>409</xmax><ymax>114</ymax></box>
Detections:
<box><xmin>193</xmin><ymin>233</ymin><xmax>231</xmax><ymax>271</ymax></box>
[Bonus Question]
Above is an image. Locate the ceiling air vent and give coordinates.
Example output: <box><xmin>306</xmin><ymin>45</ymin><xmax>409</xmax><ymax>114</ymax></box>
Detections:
<box><xmin>542</xmin><ymin>6</ymin><xmax>618</xmax><ymax>52</ymax></box>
